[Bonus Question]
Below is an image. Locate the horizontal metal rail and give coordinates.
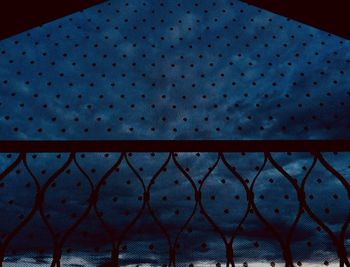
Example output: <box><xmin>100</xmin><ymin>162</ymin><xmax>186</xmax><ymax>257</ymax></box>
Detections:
<box><xmin>0</xmin><ymin>140</ymin><xmax>349</xmax><ymax>152</ymax></box>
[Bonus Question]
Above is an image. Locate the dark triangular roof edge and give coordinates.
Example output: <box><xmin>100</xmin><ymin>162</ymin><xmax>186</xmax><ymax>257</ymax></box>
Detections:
<box><xmin>0</xmin><ymin>0</ymin><xmax>106</xmax><ymax>41</ymax></box>
<box><xmin>241</xmin><ymin>0</ymin><xmax>350</xmax><ymax>40</ymax></box>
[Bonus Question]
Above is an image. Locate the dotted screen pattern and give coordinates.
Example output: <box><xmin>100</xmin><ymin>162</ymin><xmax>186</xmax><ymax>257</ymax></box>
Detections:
<box><xmin>1</xmin><ymin>151</ymin><xmax>350</xmax><ymax>266</ymax></box>
<box><xmin>0</xmin><ymin>0</ymin><xmax>349</xmax><ymax>140</ymax></box>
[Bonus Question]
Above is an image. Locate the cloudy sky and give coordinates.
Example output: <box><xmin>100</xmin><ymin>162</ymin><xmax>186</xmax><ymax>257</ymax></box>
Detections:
<box><xmin>0</xmin><ymin>0</ymin><xmax>349</xmax><ymax>140</ymax></box>
<box><xmin>0</xmin><ymin>0</ymin><xmax>350</xmax><ymax>266</ymax></box>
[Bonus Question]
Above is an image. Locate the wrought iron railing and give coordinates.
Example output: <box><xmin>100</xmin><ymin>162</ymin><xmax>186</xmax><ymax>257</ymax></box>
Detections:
<box><xmin>0</xmin><ymin>140</ymin><xmax>350</xmax><ymax>267</ymax></box>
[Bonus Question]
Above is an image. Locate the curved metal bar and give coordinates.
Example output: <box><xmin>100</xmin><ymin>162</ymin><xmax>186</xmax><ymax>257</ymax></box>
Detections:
<box><xmin>34</xmin><ymin>153</ymin><xmax>75</xmax><ymax>267</ymax></box>
<box><xmin>315</xmin><ymin>153</ymin><xmax>350</xmax><ymax>198</ymax></box>
<box><xmin>50</xmin><ymin>154</ymin><xmax>96</xmax><ymax>267</ymax></box>
<box><xmin>313</xmin><ymin>152</ymin><xmax>350</xmax><ymax>267</ymax></box>
<box><xmin>221</xmin><ymin>153</ymin><xmax>268</xmax><ymax>267</ymax></box>
<box><xmin>0</xmin><ymin>153</ymin><xmax>23</xmax><ymax>181</ymax></box>
<box><xmin>0</xmin><ymin>153</ymin><xmax>38</xmax><ymax>266</ymax></box>
<box><xmin>300</xmin><ymin>154</ymin><xmax>349</xmax><ymax>267</ymax></box>
<box><xmin>91</xmin><ymin>153</ymin><xmax>125</xmax><ymax>265</ymax></box>
<box><xmin>246</xmin><ymin>154</ymin><xmax>296</xmax><ymax>266</ymax></box>
<box><xmin>196</xmin><ymin>153</ymin><xmax>227</xmax><ymax>246</ymax></box>
<box><xmin>266</xmin><ymin>152</ymin><xmax>317</xmax><ymax>267</ymax></box>
<box><xmin>144</xmin><ymin>153</ymin><xmax>174</xmax><ymax>266</ymax></box>
<box><xmin>114</xmin><ymin>153</ymin><xmax>149</xmax><ymax>266</ymax></box>
<box><xmin>171</xmin><ymin>152</ymin><xmax>209</xmax><ymax>267</ymax></box>
<box><xmin>0</xmin><ymin>142</ymin><xmax>349</xmax><ymax>266</ymax></box>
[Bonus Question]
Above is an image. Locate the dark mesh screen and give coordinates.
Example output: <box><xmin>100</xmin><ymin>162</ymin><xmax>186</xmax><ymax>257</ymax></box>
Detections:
<box><xmin>0</xmin><ymin>0</ymin><xmax>350</xmax><ymax>266</ymax></box>
<box><xmin>0</xmin><ymin>0</ymin><xmax>349</xmax><ymax>140</ymax></box>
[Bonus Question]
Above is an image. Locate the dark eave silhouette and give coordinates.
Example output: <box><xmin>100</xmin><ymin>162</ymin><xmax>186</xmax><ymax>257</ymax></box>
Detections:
<box><xmin>1</xmin><ymin>1</ymin><xmax>348</xmax><ymax>41</ymax></box>
<box><xmin>242</xmin><ymin>0</ymin><xmax>350</xmax><ymax>40</ymax></box>
<box><xmin>0</xmin><ymin>0</ymin><xmax>106</xmax><ymax>40</ymax></box>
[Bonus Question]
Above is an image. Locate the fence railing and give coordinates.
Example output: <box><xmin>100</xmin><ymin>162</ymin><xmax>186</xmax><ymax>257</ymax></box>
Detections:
<box><xmin>0</xmin><ymin>140</ymin><xmax>350</xmax><ymax>267</ymax></box>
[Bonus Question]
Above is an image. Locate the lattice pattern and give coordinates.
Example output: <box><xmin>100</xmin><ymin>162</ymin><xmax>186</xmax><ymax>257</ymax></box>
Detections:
<box><xmin>0</xmin><ymin>148</ymin><xmax>349</xmax><ymax>266</ymax></box>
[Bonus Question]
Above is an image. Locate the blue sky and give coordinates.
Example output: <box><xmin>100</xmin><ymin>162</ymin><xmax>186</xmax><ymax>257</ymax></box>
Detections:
<box><xmin>0</xmin><ymin>0</ymin><xmax>350</xmax><ymax>266</ymax></box>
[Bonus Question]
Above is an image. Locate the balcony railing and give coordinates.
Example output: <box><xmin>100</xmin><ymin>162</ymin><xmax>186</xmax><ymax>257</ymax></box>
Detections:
<box><xmin>0</xmin><ymin>140</ymin><xmax>350</xmax><ymax>267</ymax></box>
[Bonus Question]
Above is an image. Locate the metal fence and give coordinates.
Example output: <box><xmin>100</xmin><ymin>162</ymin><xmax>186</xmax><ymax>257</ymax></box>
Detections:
<box><xmin>0</xmin><ymin>140</ymin><xmax>350</xmax><ymax>267</ymax></box>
